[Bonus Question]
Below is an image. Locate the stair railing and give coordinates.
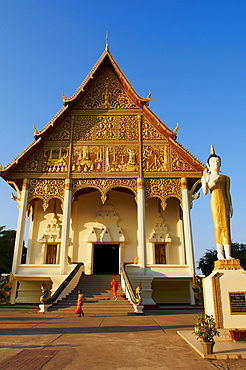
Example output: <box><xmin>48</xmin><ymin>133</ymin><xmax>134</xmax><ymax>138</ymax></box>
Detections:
<box><xmin>120</xmin><ymin>263</ymin><xmax>144</xmax><ymax>314</ymax></box>
<box><xmin>38</xmin><ymin>263</ymin><xmax>84</xmax><ymax>313</ymax></box>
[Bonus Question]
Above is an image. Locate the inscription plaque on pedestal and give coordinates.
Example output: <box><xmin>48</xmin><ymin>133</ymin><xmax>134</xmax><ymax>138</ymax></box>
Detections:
<box><xmin>229</xmin><ymin>292</ymin><xmax>246</xmax><ymax>314</ymax></box>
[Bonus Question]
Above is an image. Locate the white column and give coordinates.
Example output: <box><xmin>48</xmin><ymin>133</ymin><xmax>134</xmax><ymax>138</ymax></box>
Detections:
<box><xmin>137</xmin><ymin>178</ymin><xmax>146</xmax><ymax>272</ymax></box>
<box><xmin>12</xmin><ymin>179</ymin><xmax>29</xmax><ymax>274</ymax></box>
<box><xmin>26</xmin><ymin>205</ymin><xmax>34</xmax><ymax>264</ymax></box>
<box><xmin>181</xmin><ymin>177</ymin><xmax>195</xmax><ymax>277</ymax></box>
<box><xmin>60</xmin><ymin>179</ymin><xmax>72</xmax><ymax>275</ymax></box>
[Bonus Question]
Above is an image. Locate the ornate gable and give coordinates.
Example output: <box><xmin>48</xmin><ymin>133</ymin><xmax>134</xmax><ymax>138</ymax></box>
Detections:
<box><xmin>1</xmin><ymin>50</ymin><xmax>204</xmax><ymax>182</ymax></box>
<box><xmin>75</xmin><ymin>66</ymin><xmax>137</xmax><ymax>110</ymax></box>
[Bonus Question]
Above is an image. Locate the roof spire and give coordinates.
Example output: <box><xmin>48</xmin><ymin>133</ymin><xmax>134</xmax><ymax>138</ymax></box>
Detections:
<box><xmin>105</xmin><ymin>31</ymin><xmax>109</xmax><ymax>52</ymax></box>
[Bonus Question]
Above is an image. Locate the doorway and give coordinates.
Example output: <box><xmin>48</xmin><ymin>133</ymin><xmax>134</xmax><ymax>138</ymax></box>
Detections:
<box><xmin>93</xmin><ymin>244</ymin><xmax>119</xmax><ymax>274</ymax></box>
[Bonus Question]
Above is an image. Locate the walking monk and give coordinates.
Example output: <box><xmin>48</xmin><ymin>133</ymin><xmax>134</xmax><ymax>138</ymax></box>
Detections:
<box><xmin>110</xmin><ymin>279</ymin><xmax>119</xmax><ymax>300</ymax></box>
<box><xmin>75</xmin><ymin>290</ymin><xmax>84</xmax><ymax>317</ymax></box>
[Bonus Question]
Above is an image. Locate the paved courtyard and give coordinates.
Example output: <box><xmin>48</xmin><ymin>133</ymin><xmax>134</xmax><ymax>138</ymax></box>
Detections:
<box><xmin>0</xmin><ymin>307</ymin><xmax>245</xmax><ymax>370</ymax></box>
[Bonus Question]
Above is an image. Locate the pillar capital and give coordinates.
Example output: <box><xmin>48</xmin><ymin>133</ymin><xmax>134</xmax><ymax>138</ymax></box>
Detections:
<box><xmin>65</xmin><ymin>178</ymin><xmax>72</xmax><ymax>191</ymax></box>
<box><xmin>181</xmin><ymin>177</ymin><xmax>188</xmax><ymax>190</ymax></box>
<box><xmin>137</xmin><ymin>178</ymin><xmax>145</xmax><ymax>190</ymax></box>
<box><xmin>22</xmin><ymin>178</ymin><xmax>30</xmax><ymax>190</ymax></box>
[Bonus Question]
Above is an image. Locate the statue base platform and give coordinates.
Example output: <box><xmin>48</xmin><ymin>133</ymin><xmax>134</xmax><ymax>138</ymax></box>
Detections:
<box><xmin>203</xmin><ymin>259</ymin><xmax>246</xmax><ymax>329</ymax></box>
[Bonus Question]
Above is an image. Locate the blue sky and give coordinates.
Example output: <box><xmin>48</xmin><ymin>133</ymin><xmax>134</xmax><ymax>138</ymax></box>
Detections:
<box><xmin>0</xmin><ymin>1</ymin><xmax>246</xmax><ymax>269</ymax></box>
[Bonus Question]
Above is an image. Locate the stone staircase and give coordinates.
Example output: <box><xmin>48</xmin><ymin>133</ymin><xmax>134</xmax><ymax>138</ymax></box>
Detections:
<box><xmin>50</xmin><ymin>275</ymin><xmax>133</xmax><ymax>316</ymax></box>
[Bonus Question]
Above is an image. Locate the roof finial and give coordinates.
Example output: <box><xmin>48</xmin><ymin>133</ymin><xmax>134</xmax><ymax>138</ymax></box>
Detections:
<box><xmin>105</xmin><ymin>31</ymin><xmax>109</xmax><ymax>52</ymax></box>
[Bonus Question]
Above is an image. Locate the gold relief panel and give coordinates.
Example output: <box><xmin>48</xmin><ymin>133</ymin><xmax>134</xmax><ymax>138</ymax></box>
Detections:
<box><xmin>95</xmin><ymin>116</ymin><xmax>117</xmax><ymax>140</ymax></box>
<box><xmin>42</xmin><ymin>146</ymin><xmax>69</xmax><ymax>173</ymax></box>
<box><xmin>72</xmin><ymin>144</ymin><xmax>139</xmax><ymax>173</ymax></box>
<box><xmin>72</xmin><ymin>178</ymin><xmax>137</xmax><ymax>202</ymax></box>
<box><xmin>72</xmin><ymin>145</ymin><xmax>103</xmax><ymax>173</ymax></box>
<box><xmin>15</xmin><ymin>148</ymin><xmax>42</xmax><ymax>173</ymax></box>
<box><xmin>118</xmin><ymin>116</ymin><xmax>138</xmax><ymax>140</ymax></box>
<box><xmin>106</xmin><ymin>146</ymin><xmax>138</xmax><ymax>172</ymax></box>
<box><xmin>145</xmin><ymin>178</ymin><xmax>182</xmax><ymax>209</ymax></box>
<box><xmin>73</xmin><ymin>115</ymin><xmax>139</xmax><ymax>142</ymax></box>
<box><xmin>76</xmin><ymin>67</ymin><xmax>137</xmax><ymax>110</ymax></box>
<box><xmin>171</xmin><ymin>148</ymin><xmax>196</xmax><ymax>172</ymax></box>
<box><xmin>73</xmin><ymin>116</ymin><xmax>95</xmax><ymax>141</ymax></box>
<box><xmin>143</xmin><ymin>145</ymin><xmax>170</xmax><ymax>172</ymax></box>
<box><xmin>142</xmin><ymin>117</ymin><xmax>166</xmax><ymax>140</ymax></box>
<box><xmin>28</xmin><ymin>179</ymin><xmax>65</xmax><ymax>211</ymax></box>
<box><xmin>47</xmin><ymin>118</ymin><xmax>71</xmax><ymax>141</ymax></box>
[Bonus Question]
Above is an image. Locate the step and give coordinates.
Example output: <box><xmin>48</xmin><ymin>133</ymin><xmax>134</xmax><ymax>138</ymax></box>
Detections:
<box><xmin>50</xmin><ymin>274</ymin><xmax>133</xmax><ymax>316</ymax></box>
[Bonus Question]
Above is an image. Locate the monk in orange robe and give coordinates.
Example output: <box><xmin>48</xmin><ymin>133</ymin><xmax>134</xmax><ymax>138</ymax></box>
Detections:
<box><xmin>74</xmin><ymin>290</ymin><xmax>84</xmax><ymax>317</ymax></box>
<box><xmin>110</xmin><ymin>279</ymin><xmax>119</xmax><ymax>300</ymax></box>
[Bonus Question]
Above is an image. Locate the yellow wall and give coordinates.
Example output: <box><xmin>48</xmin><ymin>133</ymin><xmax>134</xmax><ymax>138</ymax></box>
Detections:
<box><xmin>70</xmin><ymin>189</ymin><xmax>138</xmax><ymax>265</ymax></box>
<box><xmin>146</xmin><ymin>197</ymin><xmax>184</xmax><ymax>264</ymax></box>
<box><xmin>28</xmin><ymin>190</ymin><xmax>185</xmax><ymax>271</ymax></box>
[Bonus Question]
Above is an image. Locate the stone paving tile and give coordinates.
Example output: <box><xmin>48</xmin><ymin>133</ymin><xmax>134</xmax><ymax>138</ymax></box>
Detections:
<box><xmin>0</xmin><ymin>349</ymin><xmax>58</xmax><ymax>370</ymax></box>
<box><xmin>0</xmin><ymin>307</ymin><xmax>245</xmax><ymax>370</ymax></box>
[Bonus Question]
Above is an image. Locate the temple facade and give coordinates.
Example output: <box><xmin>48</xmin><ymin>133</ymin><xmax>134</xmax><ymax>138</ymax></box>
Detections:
<box><xmin>1</xmin><ymin>49</ymin><xmax>204</xmax><ymax>306</ymax></box>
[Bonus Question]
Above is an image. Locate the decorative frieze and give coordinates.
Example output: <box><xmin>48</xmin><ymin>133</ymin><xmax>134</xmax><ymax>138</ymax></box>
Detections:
<box><xmin>72</xmin><ymin>115</ymin><xmax>138</xmax><ymax>142</ymax></box>
<box><xmin>118</xmin><ymin>116</ymin><xmax>138</xmax><ymax>140</ymax></box>
<box><xmin>142</xmin><ymin>117</ymin><xmax>166</xmax><ymax>140</ymax></box>
<box><xmin>145</xmin><ymin>178</ymin><xmax>182</xmax><ymax>210</ymax></box>
<box><xmin>42</xmin><ymin>146</ymin><xmax>69</xmax><ymax>173</ymax></box>
<box><xmin>73</xmin><ymin>115</ymin><xmax>96</xmax><ymax>141</ymax></box>
<box><xmin>71</xmin><ymin>144</ymin><xmax>139</xmax><ymax>173</ymax></box>
<box><xmin>171</xmin><ymin>148</ymin><xmax>196</xmax><ymax>172</ymax></box>
<box><xmin>72</xmin><ymin>178</ymin><xmax>137</xmax><ymax>203</ymax></box>
<box><xmin>47</xmin><ymin>118</ymin><xmax>71</xmax><ymax>141</ymax></box>
<box><xmin>15</xmin><ymin>148</ymin><xmax>43</xmax><ymax>173</ymax></box>
<box><xmin>143</xmin><ymin>145</ymin><xmax>170</xmax><ymax>172</ymax></box>
<box><xmin>105</xmin><ymin>146</ymin><xmax>138</xmax><ymax>172</ymax></box>
<box><xmin>72</xmin><ymin>145</ymin><xmax>103</xmax><ymax>173</ymax></box>
<box><xmin>28</xmin><ymin>179</ymin><xmax>65</xmax><ymax>211</ymax></box>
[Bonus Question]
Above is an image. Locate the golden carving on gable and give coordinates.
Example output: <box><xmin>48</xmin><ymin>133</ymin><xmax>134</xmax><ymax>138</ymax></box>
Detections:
<box><xmin>118</xmin><ymin>115</ymin><xmax>138</xmax><ymax>140</ymax></box>
<box><xmin>72</xmin><ymin>115</ymin><xmax>138</xmax><ymax>142</ymax></box>
<box><xmin>72</xmin><ymin>178</ymin><xmax>137</xmax><ymax>203</ymax></box>
<box><xmin>15</xmin><ymin>148</ymin><xmax>43</xmax><ymax>173</ymax></box>
<box><xmin>171</xmin><ymin>148</ymin><xmax>196</xmax><ymax>172</ymax></box>
<box><xmin>142</xmin><ymin>117</ymin><xmax>165</xmax><ymax>140</ymax></box>
<box><xmin>145</xmin><ymin>178</ymin><xmax>182</xmax><ymax>210</ymax></box>
<box><xmin>76</xmin><ymin>68</ymin><xmax>136</xmax><ymax>110</ymax></box>
<box><xmin>28</xmin><ymin>179</ymin><xmax>65</xmax><ymax>211</ymax></box>
<box><xmin>72</xmin><ymin>145</ymin><xmax>103</xmax><ymax>172</ymax></box>
<box><xmin>42</xmin><ymin>146</ymin><xmax>69</xmax><ymax>173</ymax></box>
<box><xmin>47</xmin><ymin>118</ymin><xmax>71</xmax><ymax>141</ymax></box>
<box><xmin>95</xmin><ymin>116</ymin><xmax>117</xmax><ymax>140</ymax></box>
<box><xmin>71</xmin><ymin>144</ymin><xmax>139</xmax><ymax>173</ymax></box>
<box><xmin>106</xmin><ymin>146</ymin><xmax>138</xmax><ymax>172</ymax></box>
<box><xmin>73</xmin><ymin>116</ymin><xmax>95</xmax><ymax>141</ymax></box>
<box><xmin>143</xmin><ymin>145</ymin><xmax>170</xmax><ymax>172</ymax></box>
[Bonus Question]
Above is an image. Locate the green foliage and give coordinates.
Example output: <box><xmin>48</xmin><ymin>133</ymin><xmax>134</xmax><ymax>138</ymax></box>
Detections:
<box><xmin>193</xmin><ymin>313</ymin><xmax>220</xmax><ymax>342</ymax></box>
<box><xmin>0</xmin><ymin>226</ymin><xmax>16</xmax><ymax>273</ymax></box>
<box><xmin>197</xmin><ymin>249</ymin><xmax>217</xmax><ymax>276</ymax></box>
<box><xmin>197</xmin><ymin>243</ymin><xmax>246</xmax><ymax>276</ymax></box>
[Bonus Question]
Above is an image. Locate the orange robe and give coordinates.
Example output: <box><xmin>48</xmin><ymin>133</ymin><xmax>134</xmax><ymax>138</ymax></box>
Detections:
<box><xmin>74</xmin><ymin>294</ymin><xmax>84</xmax><ymax>314</ymax></box>
<box><xmin>111</xmin><ymin>280</ymin><xmax>119</xmax><ymax>298</ymax></box>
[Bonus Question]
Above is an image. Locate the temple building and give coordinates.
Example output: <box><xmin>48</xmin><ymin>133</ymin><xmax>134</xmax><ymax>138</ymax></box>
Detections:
<box><xmin>0</xmin><ymin>47</ymin><xmax>204</xmax><ymax>306</ymax></box>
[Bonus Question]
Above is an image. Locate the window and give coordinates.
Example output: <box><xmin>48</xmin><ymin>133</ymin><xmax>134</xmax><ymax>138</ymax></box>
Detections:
<box><xmin>155</xmin><ymin>243</ymin><xmax>166</xmax><ymax>264</ymax></box>
<box><xmin>46</xmin><ymin>244</ymin><xmax>57</xmax><ymax>264</ymax></box>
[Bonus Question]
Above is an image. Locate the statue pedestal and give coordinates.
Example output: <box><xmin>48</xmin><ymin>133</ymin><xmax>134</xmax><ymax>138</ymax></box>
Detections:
<box><xmin>203</xmin><ymin>259</ymin><xmax>246</xmax><ymax>329</ymax></box>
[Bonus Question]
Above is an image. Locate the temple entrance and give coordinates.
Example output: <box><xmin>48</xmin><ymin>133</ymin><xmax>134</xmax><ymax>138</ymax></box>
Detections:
<box><xmin>93</xmin><ymin>244</ymin><xmax>119</xmax><ymax>274</ymax></box>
